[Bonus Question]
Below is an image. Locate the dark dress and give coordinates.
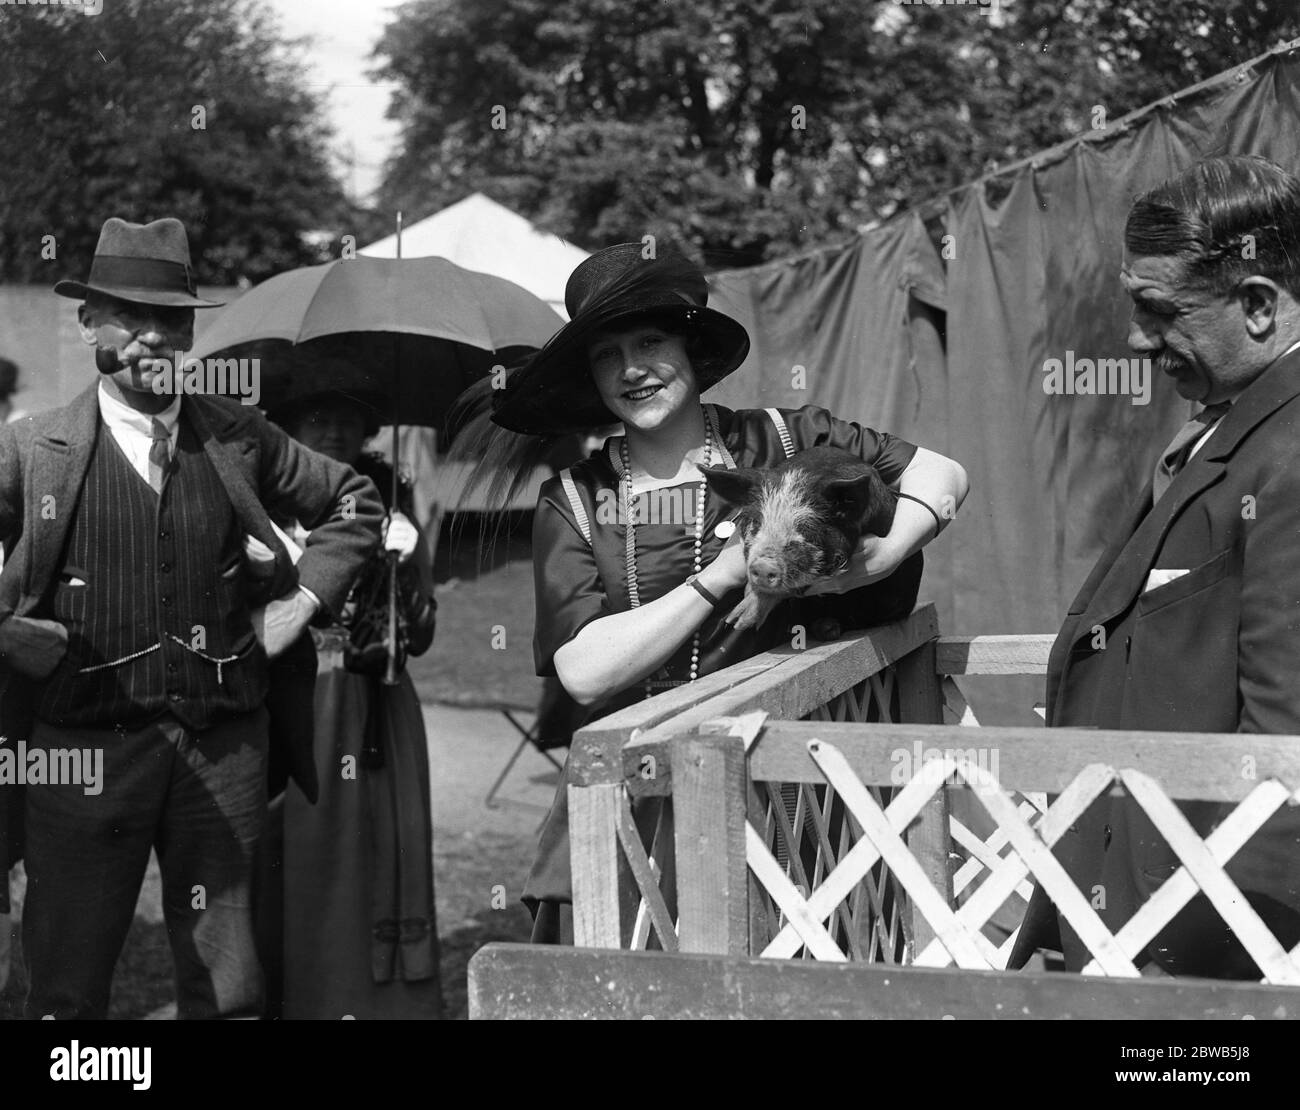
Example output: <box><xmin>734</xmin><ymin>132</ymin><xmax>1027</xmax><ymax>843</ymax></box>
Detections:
<box><xmin>523</xmin><ymin>404</ymin><xmax>923</xmax><ymax>941</ymax></box>
<box><xmin>273</xmin><ymin>457</ymin><xmax>442</xmax><ymax>1017</ymax></box>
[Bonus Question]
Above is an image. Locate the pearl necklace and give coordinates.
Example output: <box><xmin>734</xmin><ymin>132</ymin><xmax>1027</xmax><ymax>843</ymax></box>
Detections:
<box><xmin>620</xmin><ymin>407</ymin><xmax>716</xmax><ymax>698</ymax></box>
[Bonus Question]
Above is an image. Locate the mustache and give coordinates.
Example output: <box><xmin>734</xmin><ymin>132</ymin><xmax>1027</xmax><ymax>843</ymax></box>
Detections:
<box><xmin>1154</xmin><ymin>351</ymin><xmax>1187</xmax><ymax>376</ymax></box>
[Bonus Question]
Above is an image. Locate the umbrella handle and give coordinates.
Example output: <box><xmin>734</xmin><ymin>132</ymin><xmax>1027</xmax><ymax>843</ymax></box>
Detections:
<box><xmin>383</xmin><ymin>548</ymin><xmax>401</xmax><ymax>686</ymax></box>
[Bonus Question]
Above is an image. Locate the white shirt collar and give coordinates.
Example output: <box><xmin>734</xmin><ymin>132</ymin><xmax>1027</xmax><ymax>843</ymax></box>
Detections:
<box><xmin>97</xmin><ymin>380</ymin><xmax>180</xmax><ymax>439</ymax></box>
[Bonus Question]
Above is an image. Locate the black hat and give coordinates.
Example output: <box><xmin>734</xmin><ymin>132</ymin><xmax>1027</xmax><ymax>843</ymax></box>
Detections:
<box><xmin>265</xmin><ymin>388</ymin><xmax>385</xmax><ymax>439</ymax></box>
<box><xmin>54</xmin><ymin>217</ymin><xmax>223</xmax><ymax>309</ymax></box>
<box><xmin>489</xmin><ymin>242</ymin><xmax>749</xmax><ymax>434</ymax></box>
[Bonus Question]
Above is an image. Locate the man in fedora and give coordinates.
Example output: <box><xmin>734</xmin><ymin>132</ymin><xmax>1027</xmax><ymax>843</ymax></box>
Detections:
<box><xmin>0</xmin><ymin>217</ymin><xmax>384</xmax><ymax>1018</ymax></box>
<box><xmin>1012</xmin><ymin>156</ymin><xmax>1300</xmax><ymax>977</ymax></box>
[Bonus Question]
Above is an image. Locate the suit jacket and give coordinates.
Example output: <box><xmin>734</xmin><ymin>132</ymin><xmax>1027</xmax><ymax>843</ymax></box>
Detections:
<box><xmin>1012</xmin><ymin>347</ymin><xmax>1300</xmax><ymax>975</ymax></box>
<box><xmin>0</xmin><ymin>383</ymin><xmax>385</xmax><ymax>911</ymax></box>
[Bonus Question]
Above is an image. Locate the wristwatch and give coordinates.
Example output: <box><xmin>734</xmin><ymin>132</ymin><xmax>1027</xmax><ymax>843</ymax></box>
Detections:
<box><xmin>685</xmin><ymin>573</ymin><xmax>721</xmax><ymax>608</ymax></box>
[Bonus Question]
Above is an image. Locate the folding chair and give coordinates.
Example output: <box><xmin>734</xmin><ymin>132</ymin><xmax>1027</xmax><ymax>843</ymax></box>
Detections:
<box><xmin>484</xmin><ymin>677</ymin><xmax>585</xmax><ymax>809</ymax></box>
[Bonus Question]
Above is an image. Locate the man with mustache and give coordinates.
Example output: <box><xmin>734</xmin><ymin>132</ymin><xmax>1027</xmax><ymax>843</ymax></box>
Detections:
<box><xmin>0</xmin><ymin>217</ymin><xmax>383</xmax><ymax>1017</ymax></box>
<box><xmin>1011</xmin><ymin>155</ymin><xmax>1300</xmax><ymax>978</ymax></box>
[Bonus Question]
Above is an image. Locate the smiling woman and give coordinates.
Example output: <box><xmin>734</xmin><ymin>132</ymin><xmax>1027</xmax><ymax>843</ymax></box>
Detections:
<box><xmin>449</xmin><ymin>241</ymin><xmax>970</xmax><ymax>943</ymax></box>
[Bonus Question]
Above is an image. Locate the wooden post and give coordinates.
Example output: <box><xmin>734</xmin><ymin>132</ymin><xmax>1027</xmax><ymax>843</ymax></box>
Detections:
<box><xmin>894</xmin><ymin>639</ymin><xmax>955</xmax><ymax>958</ymax></box>
<box><xmin>568</xmin><ymin>783</ymin><xmax>625</xmax><ymax>947</ymax></box>
<box><xmin>568</xmin><ymin>729</ymin><xmax>638</xmax><ymax>948</ymax></box>
<box><xmin>672</xmin><ymin>731</ymin><xmax>749</xmax><ymax>954</ymax></box>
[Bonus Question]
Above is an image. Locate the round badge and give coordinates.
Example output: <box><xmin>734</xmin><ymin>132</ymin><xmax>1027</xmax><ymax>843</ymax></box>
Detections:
<box><xmin>715</xmin><ymin>519</ymin><xmax>736</xmax><ymax>540</ymax></box>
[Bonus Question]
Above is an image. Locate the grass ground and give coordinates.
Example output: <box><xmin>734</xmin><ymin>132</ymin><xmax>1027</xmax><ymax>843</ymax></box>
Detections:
<box><xmin>406</xmin><ymin>552</ymin><xmax>541</xmax><ymax>711</ymax></box>
<box><xmin>1</xmin><ymin>828</ymin><xmax>537</xmax><ymax>1020</ymax></box>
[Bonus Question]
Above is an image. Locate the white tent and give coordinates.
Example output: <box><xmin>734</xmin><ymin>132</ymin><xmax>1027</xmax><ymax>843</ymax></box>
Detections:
<box><xmin>361</xmin><ymin>193</ymin><xmax>588</xmax><ymax>319</ymax></box>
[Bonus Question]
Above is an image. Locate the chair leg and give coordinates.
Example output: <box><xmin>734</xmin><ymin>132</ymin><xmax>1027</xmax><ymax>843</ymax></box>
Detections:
<box><xmin>484</xmin><ymin>734</ymin><xmax>534</xmax><ymax>809</ymax></box>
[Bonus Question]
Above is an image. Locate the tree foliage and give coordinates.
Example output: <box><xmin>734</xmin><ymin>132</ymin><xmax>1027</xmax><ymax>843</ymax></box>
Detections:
<box><xmin>0</xmin><ymin>0</ymin><xmax>355</xmax><ymax>285</ymax></box>
<box><xmin>373</xmin><ymin>0</ymin><xmax>1300</xmax><ymax>266</ymax></box>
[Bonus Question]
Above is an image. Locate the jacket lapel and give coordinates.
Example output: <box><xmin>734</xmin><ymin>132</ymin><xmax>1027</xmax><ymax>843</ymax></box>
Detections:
<box><xmin>1070</xmin><ymin>458</ymin><xmax>1225</xmax><ymax>636</ymax></box>
<box><xmin>1066</xmin><ymin>347</ymin><xmax>1300</xmax><ymax>646</ymax></box>
<box><xmin>19</xmin><ymin>384</ymin><xmax>101</xmax><ymax>612</ymax></box>
<box><xmin>184</xmin><ymin>396</ymin><xmax>296</xmax><ymax>598</ymax></box>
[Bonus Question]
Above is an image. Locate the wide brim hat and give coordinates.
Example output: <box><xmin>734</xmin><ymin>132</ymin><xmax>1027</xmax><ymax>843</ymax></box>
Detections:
<box><xmin>257</xmin><ymin>349</ymin><xmax>388</xmax><ymax>437</ymax></box>
<box><xmin>264</xmin><ymin>388</ymin><xmax>387</xmax><ymax>440</ymax></box>
<box><xmin>54</xmin><ymin>217</ymin><xmax>223</xmax><ymax>309</ymax></box>
<box><xmin>490</xmin><ymin>242</ymin><xmax>749</xmax><ymax>435</ymax></box>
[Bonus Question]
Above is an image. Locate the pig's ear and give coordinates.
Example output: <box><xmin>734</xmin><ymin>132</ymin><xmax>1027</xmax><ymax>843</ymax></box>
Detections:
<box><xmin>862</xmin><ymin>486</ymin><xmax>899</xmax><ymax>538</ymax></box>
<box><xmin>823</xmin><ymin>470</ymin><xmax>896</xmax><ymax>536</ymax></box>
<box><xmin>701</xmin><ymin>466</ymin><xmax>762</xmax><ymax>507</ymax></box>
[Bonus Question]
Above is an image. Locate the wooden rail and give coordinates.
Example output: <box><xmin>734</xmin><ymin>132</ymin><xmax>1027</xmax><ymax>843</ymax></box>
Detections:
<box><xmin>469</xmin><ymin>945</ymin><xmax>1300</xmax><ymax>1020</ymax></box>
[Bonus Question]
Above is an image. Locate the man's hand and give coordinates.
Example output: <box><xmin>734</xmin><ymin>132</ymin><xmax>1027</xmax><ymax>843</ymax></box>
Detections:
<box><xmin>0</xmin><ymin>616</ymin><xmax>68</xmax><ymax>679</ymax></box>
<box><xmin>250</xmin><ymin>590</ymin><xmax>319</xmax><ymax>659</ymax></box>
<box><xmin>802</xmin><ymin>534</ymin><xmax>904</xmax><ymax>596</ymax></box>
<box><xmin>243</xmin><ymin>533</ymin><xmax>277</xmax><ymax>579</ymax></box>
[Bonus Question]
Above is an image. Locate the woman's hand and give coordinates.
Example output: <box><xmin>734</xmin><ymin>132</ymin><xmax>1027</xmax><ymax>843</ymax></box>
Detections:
<box><xmin>382</xmin><ymin>511</ymin><xmax>419</xmax><ymax>565</ymax></box>
<box><xmin>802</xmin><ymin>534</ymin><xmax>904</xmax><ymax>596</ymax></box>
<box><xmin>702</xmin><ymin>527</ymin><xmax>749</xmax><ymax>593</ymax></box>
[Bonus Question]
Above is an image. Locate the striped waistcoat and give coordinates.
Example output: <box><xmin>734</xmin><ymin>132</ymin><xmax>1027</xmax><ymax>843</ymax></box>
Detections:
<box><xmin>34</xmin><ymin>416</ymin><xmax>268</xmax><ymax>730</ymax></box>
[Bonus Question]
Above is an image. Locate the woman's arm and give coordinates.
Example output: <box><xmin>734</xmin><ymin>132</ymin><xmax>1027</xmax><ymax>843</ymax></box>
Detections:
<box><xmin>894</xmin><ymin>445</ymin><xmax>970</xmax><ymax>550</ymax></box>
<box><xmin>805</xmin><ymin>446</ymin><xmax>969</xmax><ymax>595</ymax></box>
<box><xmin>554</xmin><ymin>538</ymin><xmax>747</xmax><ymax>705</ymax></box>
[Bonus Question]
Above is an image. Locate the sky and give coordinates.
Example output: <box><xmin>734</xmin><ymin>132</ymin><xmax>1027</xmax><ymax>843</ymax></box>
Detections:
<box><xmin>264</xmin><ymin>0</ymin><xmax>405</xmax><ymax>206</ymax></box>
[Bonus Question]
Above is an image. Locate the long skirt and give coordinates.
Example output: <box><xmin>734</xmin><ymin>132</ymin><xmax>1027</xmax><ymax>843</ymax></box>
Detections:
<box><xmin>277</xmin><ymin>632</ymin><xmax>442</xmax><ymax>1019</ymax></box>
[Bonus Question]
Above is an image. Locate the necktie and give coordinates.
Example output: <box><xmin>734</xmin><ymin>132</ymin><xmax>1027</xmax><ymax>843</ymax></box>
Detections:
<box><xmin>1151</xmin><ymin>402</ymin><xmax>1230</xmax><ymax>503</ymax></box>
<box><xmin>148</xmin><ymin>417</ymin><xmax>171</xmax><ymax>493</ymax></box>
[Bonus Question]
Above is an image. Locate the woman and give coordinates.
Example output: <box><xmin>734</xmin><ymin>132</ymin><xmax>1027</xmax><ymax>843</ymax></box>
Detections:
<box><xmin>458</xmin><ymin>242</ymin><xmax>969</xmax><ymax>943</ymax></box>
<box><xmin>266</xmin><ymin>389</ymin><xmax>441</xmax><ymax>1018</ymax></box>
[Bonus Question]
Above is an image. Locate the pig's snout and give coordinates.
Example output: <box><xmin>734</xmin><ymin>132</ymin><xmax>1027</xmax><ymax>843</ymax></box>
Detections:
<box><xmin>748</xmin><ymin>554</ymin><xmax>785</xmax><ymax>590</ymax></box>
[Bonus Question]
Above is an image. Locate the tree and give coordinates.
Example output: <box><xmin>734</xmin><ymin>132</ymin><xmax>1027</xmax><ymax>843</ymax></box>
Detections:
<box><xmin>372</xmin><ymin>0</ymin><xmax>1300</xmax><ymax>266</ymax></box>
<box><xmin>0</xmin><ymin>0</ymin><xmax>358</xmax><ymax>285</ymax></box>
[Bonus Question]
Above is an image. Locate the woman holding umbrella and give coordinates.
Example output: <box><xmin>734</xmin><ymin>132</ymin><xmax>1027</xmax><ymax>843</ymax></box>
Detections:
<box><xmin>455</xmin><ymin>243</ymin><xmax>970</xmax><ymax>943</ymax></box>
<box><xmin>262</xmin><ymin>383</ymin><xmax>440</xmax><ymax>1019</ymax></box>
<box><xmin>187</xmin><ymin>250</ymin><xmax>564</xmax><ymax>1010</ymax></box>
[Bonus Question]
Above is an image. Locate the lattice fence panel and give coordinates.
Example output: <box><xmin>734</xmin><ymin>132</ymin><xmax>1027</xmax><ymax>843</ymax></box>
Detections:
<box><xmin>939</xmin><ymin>673</ymin><xmax>1049</xmax><ymax>955</ymax></box>
<box><xmin>746</xmin><ymin>663</ymin><xmax>914</xmax><ymax>961</ymax></box>
<box><xmin>744</xmin><ymin>737</ymin><xmax>1300</xmax><ymax>983</ymax></box>
<box><xmin>612</xmin><ymin>791</ymin><xmax>680</xmax><ymax>952</ymax></box>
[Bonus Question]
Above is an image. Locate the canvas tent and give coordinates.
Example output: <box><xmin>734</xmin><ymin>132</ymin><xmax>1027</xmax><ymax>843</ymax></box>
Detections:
<box><xmin>357</xmin><ymin>193</ymin><xmax>586</xmax><ymax>550</ymax></box>
<box><xmin>703</xmin><ymin>38</ymin><xmax>1300</xmax><ymax>671</ymax></box>
<box><xmin>361</xmin><ymin>193</ymin><xmax>589</xmax><ymax>319</ymax></box>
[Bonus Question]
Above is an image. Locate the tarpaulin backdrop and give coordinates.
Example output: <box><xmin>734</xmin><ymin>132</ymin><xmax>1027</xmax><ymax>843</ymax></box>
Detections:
<box><xmin>708</xmin><ymin>43</ymin><xmax>1300</xmax><ymax>669</ymax></box>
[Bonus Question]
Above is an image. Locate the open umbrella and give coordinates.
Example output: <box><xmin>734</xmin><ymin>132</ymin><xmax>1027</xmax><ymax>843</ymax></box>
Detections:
<box><xmin>189</xmin><ymin>254</ymin><xmax>563</xmax><ymax>429</ymax></box>
<box><xmin>190</xmin><ymin>251</ymin><xmax>564</xmax><ymax>683</ymax></box>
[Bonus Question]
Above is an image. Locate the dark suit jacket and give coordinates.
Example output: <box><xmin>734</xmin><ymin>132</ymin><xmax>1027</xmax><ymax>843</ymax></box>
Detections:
<box><xmin>0</xmin><ymin>384</ymin><xmax>385</xmax><ymax>912</ymax></box>
<box><xmin>1012</xmin><ymin>347</ymin><xmax>1300</xmax><ymax>975</ymax></box>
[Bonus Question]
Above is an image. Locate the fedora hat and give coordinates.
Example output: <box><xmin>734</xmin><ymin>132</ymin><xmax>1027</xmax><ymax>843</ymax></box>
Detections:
<box><xmin>490</xmin><ymin>242</ymin><xmax>749</xmax><ymax>435</ymax></box>
<box><xmin>54</xmin><ymin>217</ymin><xmax>223</xmax><ymax>308</ymax></box>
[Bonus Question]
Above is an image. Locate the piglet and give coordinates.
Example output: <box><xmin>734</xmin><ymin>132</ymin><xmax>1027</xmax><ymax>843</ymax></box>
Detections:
<box><xmin>701</xmin><ymin>446</ymin><xmax>899</xmax><ymax>635</ymax></box>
